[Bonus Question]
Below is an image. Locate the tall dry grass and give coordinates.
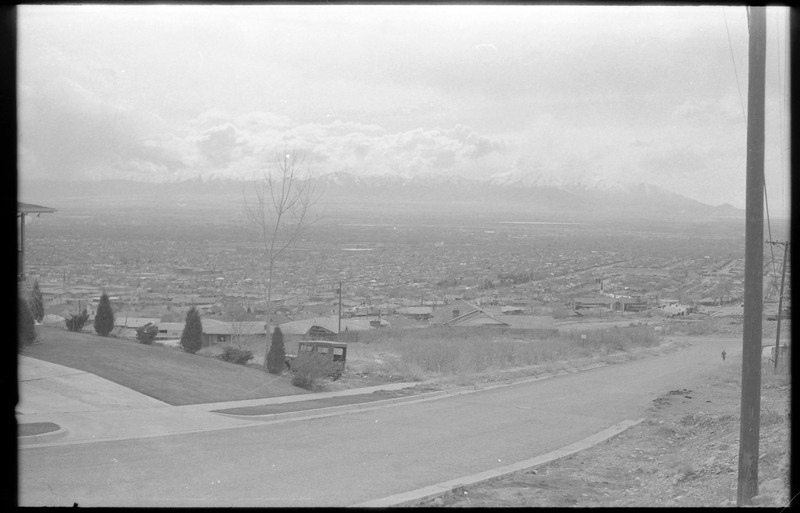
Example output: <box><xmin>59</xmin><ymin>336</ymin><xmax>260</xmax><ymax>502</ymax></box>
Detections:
<box><xmin>347</xmin><ymin>325</ymin><xmax>661</xmax><ymax>381</ymax></box>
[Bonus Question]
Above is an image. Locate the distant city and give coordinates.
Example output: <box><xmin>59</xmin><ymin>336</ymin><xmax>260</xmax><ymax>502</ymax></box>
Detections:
<box><xmin>20</xmin><ymin>188</ymin><xmax>789</xmax><ymax>335</ymax></box>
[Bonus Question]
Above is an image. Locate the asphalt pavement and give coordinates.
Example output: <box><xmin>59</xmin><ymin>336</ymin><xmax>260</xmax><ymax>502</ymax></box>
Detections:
<box><xmin>18</xmin><ymin>337</ymin><xmax>745</xmax><ymax>506</ymax></box>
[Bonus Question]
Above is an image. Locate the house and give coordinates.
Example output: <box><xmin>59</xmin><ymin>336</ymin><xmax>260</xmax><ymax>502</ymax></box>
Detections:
<box><xmin>272</xmin><ymin>316</ymin><xmax>375</xmax><ymax>344</ymax></box>
<box><xmin>398</xmin><ymin>306</ymin><xmax>434</xmax><ymax>320</ymax></box>
<box><xmin>155</xmin><ymin>322</ymin><xmax>185</xmax><ymax>341</ymax></box>
<box><xmin>430</xmin><ymin>299</ymin><xmax>509</xmax><ymax>328</ymax></box>
<box><xmin>111</xmin><ymin>316</ymin><xmax>162</xmax><ymax>339</ymax></box>
<box><xmin>200</xmin><ymin>319</ymin><xmax>268</xmax><ymax>347</ymax></box>
<box><xmin>115</xmin><ymin>317</ymin><xmax>162</xmax><ymax>329</ymax></box>
<box><xmin>495</xmin><ymin>315</ymin><xmax>559</xmax><ymax>338</ymax></box>
<box><xmin>662</xmin><ymin>304</ymin><xmax>691</xmax><ymax>317</ymax></box>
<box><xmin>572</xmin><ymin>297</ymin><xmax>648</xmax><ymax>312</ymax></box>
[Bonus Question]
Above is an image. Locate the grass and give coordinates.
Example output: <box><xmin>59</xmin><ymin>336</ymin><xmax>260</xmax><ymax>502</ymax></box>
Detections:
<box><xmin>347</xmin><ymin>325</ymin><xmax>662</xmax><ymax>381</ymax></box>
<box><xmin>21</xmin><ymin>323</ymin><xmax>671</xmax><ymax>405</ymax></box>
<box><xmin>21</xmin><ymin>327</ymin><xmax>309</xmax><ymax>406</ymax></box>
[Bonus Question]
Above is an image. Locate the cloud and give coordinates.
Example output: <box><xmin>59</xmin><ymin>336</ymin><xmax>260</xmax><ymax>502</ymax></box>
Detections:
<box><xmin>197</xmin><ymin>123</ymin><xmax>240</xmax><ymax>168</ymax></box>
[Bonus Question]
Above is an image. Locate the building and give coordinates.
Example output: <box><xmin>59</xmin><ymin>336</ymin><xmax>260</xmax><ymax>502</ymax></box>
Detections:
<box><xmin>430</xmin><ymin>299</ymin><xmax>509</xmax><ymax>328</ymax></box>
<box><xmin>272</xmin><ymin>317</ymin><xmax>376</xmax><ymax>344</ymax></box>
<box><xmin>571</xmin><ymin>296</ymin><xmax>648</xmax><ymax>312</ymax></box>
<box><xmin>397</xmin><ymin>306</ymin><xmax>434</xmax><ymax>320</ymax></box>
<box><xmin>200</xmin><ymin>319</ymin><xmax>268</xmax><ymax>347</ymax></box>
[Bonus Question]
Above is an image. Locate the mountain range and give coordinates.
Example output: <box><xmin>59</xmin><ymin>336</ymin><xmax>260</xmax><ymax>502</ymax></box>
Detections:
<box><xmin>21</xmin><ymin>173</ymin><xmax>744</xmax><ymax>223</ymax></box>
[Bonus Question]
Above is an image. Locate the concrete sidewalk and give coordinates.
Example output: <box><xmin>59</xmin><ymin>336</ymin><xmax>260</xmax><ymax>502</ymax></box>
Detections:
<box><xmin>17</xmin><ymin>356</ymin><xmax>424</xmax><ymax>447</ymax></box>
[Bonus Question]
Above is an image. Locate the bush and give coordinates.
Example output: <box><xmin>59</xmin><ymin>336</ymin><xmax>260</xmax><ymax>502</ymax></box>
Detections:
<box><xmin>136</xmin><ymin>323</ymin><xmax>159</xmax><ymax>345</ymax></box>
<box><xmin>218</xmin><ymin>345</ymin><xmax>254</xmax><ymax>365</ymax></box>
<box><xmin>266</xmin><ymin>326</ymin><xmax>286</xmax><ymax>374</ymax></box>
<box><xmin>290</xmin><ymin>352</ymin><xmax>337</xmax><ymax>390</ymax></box>
<box><xmin>65</xmin><ymin>309</ymin><xmax>89</xmax><ymax>332</ymax></box>
<box><xmin>29</xmin><ymin>280</ymin><xmax>44</xmax><ymax>323</ymax></box>
<box><xmin>180</xmin><ymin>306</ymin><xmax>203</xmax><ymax>354</ymax></box>
<box><xmin>18</xmin><ymin>297</ymin><xmax>37</xmax><ymax>351</ymax></box>
<box><xmin>94</xmin><ymin>293</ymin><xmax>115</xmax><ymax>337</ymax></box>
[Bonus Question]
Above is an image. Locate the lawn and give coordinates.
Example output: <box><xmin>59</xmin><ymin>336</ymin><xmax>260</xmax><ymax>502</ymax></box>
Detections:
<box><xmin>20</xmin><ymin>327</ymin><xmax>309</xmax><ymax>406</ymax></box>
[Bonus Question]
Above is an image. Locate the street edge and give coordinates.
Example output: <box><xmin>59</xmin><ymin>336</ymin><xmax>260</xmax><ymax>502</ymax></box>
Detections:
<box><xmin>17</xmin><ymin>361</ymin><xmax>614</xmax><ymax>449</ymax></box>
<box><xmin>352</xmin><ymin>418</ymin><xmax>645</xmax><ymax>508</ymax></box>
<box><xmin>213</xmin><ymin>338</ymin><xmax>682</xmax><ymax>423</ymax></box>
<box><xmin>213</xmin><ymin>361</ymin><xmax>611</xmax><ymax>422</ymax></box>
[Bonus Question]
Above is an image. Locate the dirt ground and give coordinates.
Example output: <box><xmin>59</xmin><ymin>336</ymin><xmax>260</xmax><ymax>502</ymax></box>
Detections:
<box><xmin>412</xmin><ymin>352</ymin><xmax>791</xmax><ymax>508</ymax></box>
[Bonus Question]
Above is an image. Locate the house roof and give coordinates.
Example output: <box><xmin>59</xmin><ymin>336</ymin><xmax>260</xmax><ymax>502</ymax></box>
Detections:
<box><xmin>114</xmin><ymin>317</ymin><xmax>161</xmax><ymax>328</ymax></box>
<box><xmin>430</xmin><ymin>299</ymin><xmax>482</xmax><ymax>325</ymax></box>
<box><xmin>401</xmin><ymin>306</ymin><xmax>433</xmax><ymax>315</ymax></box>
<box><xmin>157</xmin><ymin>322</ymin><xmax>185</xmax><ymax>332</ymax></box>
<box><xmin>200</xmin><ymin>319</ymin><xmax>267</xmax><ymax>335</ymax></box>
<box><xmin>445</xmin><ymin>309</ymin><xmax>509</xmax><ymax>327</ymax></box>
<box><xmin>428</xmin><ymin>299</ymin><xmax>509</xmax><ymax>327</ymax></box>
<box><xmin>573</xmin><ymin>297</ymin><xmax>645</xmax><ymax>305</ymax></box>
<box><xmin>273</xmin><ymin>316</ymin><xmax>375</xmax><ymax>336</ymax></box>
<box><xmin>18</xmin><ymin>202</ymin><xmax>57</xmax><ymax>214</ymax></box>
<box><xmin>431</xmin><ymin>299</ymin><xmax>500</xmax><ymax>326</ymax></box>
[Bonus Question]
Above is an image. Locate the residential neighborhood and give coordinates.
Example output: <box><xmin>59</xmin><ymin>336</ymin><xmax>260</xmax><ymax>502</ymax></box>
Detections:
<box><xmin>21</xmin><ymin>209</ymin><xmax>788</xmax><ymax>347</ymax></box>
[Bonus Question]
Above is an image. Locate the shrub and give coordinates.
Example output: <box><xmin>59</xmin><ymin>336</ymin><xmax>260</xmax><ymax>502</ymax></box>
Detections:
<box><xmin>18</xmin><ymin>297</ymin><xmax>37</xmax><ymax>351</ymax></box>
<box><xmin>219</xmin><ymin>345</ymin><xmax>254</xmax><ymax>365</ymax></box>
<box><xmin>65</xmin><ymin>309</ymin><xmax>89</xmax><ymax>332</ymax></box>
<box><xmin>290</xmin><ymin>351</ymin><xmax>337</xmax><ymax>390</ymax></box>
<box><xmin>136</xmin><ymin>323</ymin><xmax>159</xmax><ymax>345</ymax></box>
<box><xmin>29</xmin><ymin>280</ymin><xmax>44</xmax><ymax>323</ymax></box>
<box><xmin>180</xmin><ymin>306</ymin><xmax>203</xmax><ymax>354</ymax></box>
<box><xmin>266</xmin><ymin>326</ymin><xmax>286</xmax><ymax>374</ymax></box>
<box><xmin>94</xmin><ymin>293</ymin><xmax>115</xmax><ymax>337</ymax></box>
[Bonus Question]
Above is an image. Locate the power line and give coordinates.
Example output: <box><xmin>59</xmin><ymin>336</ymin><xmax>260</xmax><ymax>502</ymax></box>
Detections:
<box><xmin>723</xmin><ymin>6</ymin><xmax>748</xmax><ymax>125</ymax></box>
<box><xmin>765</xmin><ymin>241</ymin><xmax>790</xmax><ymax>371</ymax></box>
<box><xmin>722</xmin><ymin>6</ymin><xmax>778</xmax><ymax>281</ymax></box>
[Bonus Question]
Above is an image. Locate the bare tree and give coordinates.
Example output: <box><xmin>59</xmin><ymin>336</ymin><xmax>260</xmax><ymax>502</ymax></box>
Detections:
<box><xmin>245</xmin><ymin>146</ymin><xmax>321</xmax><ymax>372</ymax></box>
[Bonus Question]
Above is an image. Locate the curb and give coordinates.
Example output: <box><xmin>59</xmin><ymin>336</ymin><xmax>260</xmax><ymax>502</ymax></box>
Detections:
<box><xmin>212</xmin><ymin>387</ymin><xmax>469</xmax><ymax>422</ymax></box>
<box><xmin>353</xmin><ymin>418</ymin><xmax>645</xmax><ymax>508</ymax></box>
<box><xmin>213</xmin><ymin>360</ymin><xmax>612</xmax><ymax>423</ymax></box>
<box><xmin>18</xmin><ymin>425</ymin><xmax>69</xmax><ymax>445</ymax></box>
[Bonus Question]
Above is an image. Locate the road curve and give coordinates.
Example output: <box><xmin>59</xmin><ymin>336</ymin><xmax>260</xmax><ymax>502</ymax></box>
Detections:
<box><xmin>20</xmin><ymin>336</ymin><xmax>741</xmax><ymax>507</ymax></box>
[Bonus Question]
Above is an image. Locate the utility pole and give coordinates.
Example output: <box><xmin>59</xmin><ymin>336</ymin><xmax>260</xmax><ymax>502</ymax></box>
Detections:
<box><xmin>337</xmin><ymin>281</ymin><xmax>342</xmax><ymax>336</ymax></box>
<box><xmin>766</xmin><ymin>240</ymin><xmax>789</xmax><ymax>371</ymax></box>
<box><xmin>737</xmin><ymin>5</ymin><xmax>767</xmax><ymax>507</ymax></box>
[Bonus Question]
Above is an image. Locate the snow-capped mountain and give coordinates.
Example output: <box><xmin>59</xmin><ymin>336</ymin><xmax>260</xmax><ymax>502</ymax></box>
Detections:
<box><xmin>22</xmin><ymin>172</ymin><xmax>743</xmax><ymax>223</ymax></box>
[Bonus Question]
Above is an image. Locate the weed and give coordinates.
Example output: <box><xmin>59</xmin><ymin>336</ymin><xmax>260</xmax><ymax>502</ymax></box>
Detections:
<box><xmin>290</xmin><ymin>351</ymin><xmax>337</xmax><ymax>390</ymax></box>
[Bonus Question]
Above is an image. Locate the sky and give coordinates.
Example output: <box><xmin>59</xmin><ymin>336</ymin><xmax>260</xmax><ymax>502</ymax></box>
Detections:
<box><xmin>17</xmin><ymin>4</ymin><xmax>791</xmax><ymax>216</ymax></box>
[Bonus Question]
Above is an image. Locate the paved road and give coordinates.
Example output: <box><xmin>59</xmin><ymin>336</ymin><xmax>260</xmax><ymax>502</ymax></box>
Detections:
<box><xmin>19</xmin><ymin>336</ymin><xmax>741</xmax><ymax>507</ymax></box>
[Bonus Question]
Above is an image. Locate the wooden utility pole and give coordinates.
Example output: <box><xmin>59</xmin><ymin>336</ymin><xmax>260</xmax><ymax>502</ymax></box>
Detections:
<box><xmin>737</xmin><ymin>5</ymin><xmax>767</xmax><ymax>507</ymax></box>
<box><xmin>338</xmin><ymin>281</ymin><xmax>342</xmax><ymax>335</ymax></box>
<box><xmin>767</xmin><ymin>241</ymin><xmax>789</xmax><ymax>370</ymax></box>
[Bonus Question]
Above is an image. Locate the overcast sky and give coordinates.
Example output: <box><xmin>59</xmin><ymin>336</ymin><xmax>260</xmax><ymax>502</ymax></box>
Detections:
<box><xmin>17</xmin><ymin>4</ymin><xmax>791</xmax><ymax>216</ymax></box>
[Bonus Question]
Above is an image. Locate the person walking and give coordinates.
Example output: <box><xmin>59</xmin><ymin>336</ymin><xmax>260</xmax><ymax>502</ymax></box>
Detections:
<box><xmin>721</xmin><ymin>350</ymin><xmax>727</xmax><ymax>361</ymax></box>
